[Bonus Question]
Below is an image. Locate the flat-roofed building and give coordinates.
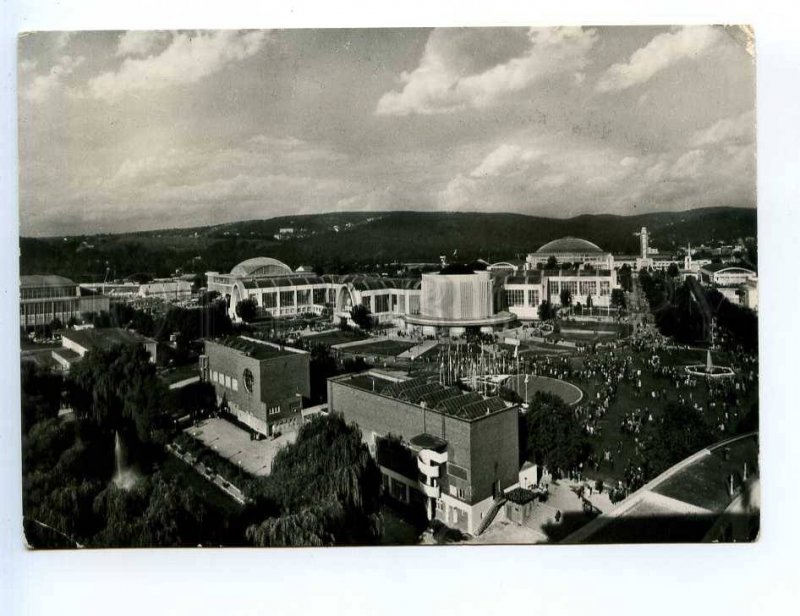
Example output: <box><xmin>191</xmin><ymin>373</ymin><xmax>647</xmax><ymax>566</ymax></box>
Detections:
<box><xmin>201</xmin><ymin>336</ymin><xmax>310</xmax><ymax>436</ymax></box>
<box><xmin>54</xmin><ymin>327</ymin><xmax>157</xmax><ymax>370</ymax></box>
<box><xmin>20</xmin><ymin>275</ymin><xmax>109</xmax><ymax>328</ymax></box>
<box><xmin>328</xmin><ymin>371</ymin><xmax>520</xmax><ymax>535</ymax></box>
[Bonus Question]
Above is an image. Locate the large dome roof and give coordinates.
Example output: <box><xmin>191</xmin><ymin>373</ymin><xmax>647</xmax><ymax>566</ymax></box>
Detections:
<box><xmin>536</xmin><ymin>237</ymin><xmax>603</xmax><ymax>254</ymax></box>
<box><xmin>230</xmin><ymin>257</ymin><xmax>293</xmax><ymax>277</ymax></box>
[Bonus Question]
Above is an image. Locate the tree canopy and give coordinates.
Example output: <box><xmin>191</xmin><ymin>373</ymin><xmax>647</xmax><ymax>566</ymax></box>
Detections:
<box><xmin>68</xmin><ymin>344</ymin><xmax>170</xmax><ymax>444</ymax></box>
<box><xmin>235</xmin><ymin>297</ymin><xmax>258</xmax><ymax>323</ymax></box>
<box><xmin>245</xmin><ymin>413</ymin><xmax>382</xmax><ymax>547</ymax></box>
<box><xmin>522</xmin><ymin>392</ymin><xmax>592</xmax><ymax>475</ymax></box>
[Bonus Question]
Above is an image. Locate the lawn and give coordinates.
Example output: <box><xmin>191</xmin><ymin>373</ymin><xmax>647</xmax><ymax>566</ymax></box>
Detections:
<box><xmin>338</xmin><ymin>339</ymin><xmax>416</xmax><ymax>357</ymax></box>
<box><xmin>304</xmin><ymin>330</ymin><xmax>369</xmax><ymax>347</ymax></box>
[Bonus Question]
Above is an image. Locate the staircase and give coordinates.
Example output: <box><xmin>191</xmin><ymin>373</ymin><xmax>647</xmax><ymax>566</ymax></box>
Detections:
<box><xmin>475</xmin><ymin>497</ymin><xmax>506</xmax><ymax>536</ymax></box>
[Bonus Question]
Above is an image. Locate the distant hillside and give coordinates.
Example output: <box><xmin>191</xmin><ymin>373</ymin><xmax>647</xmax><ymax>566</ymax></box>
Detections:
<box><xmin>20</xmin><ymin>207</ymin><xmax>756</xmax><ymax>282</ymax></box>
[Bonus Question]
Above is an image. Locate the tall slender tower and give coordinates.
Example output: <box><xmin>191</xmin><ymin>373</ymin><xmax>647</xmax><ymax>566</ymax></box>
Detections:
<box><xmin>640</xmin><ymin>227</ymin><xmax>649</xmax><ymax>260</ymax></box>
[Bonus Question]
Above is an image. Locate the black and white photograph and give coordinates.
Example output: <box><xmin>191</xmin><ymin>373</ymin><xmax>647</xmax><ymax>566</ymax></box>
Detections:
<box><xmin>14</xmin><ymin>24</ymin><xmax>762</xmax><ymax>550</ymax></box>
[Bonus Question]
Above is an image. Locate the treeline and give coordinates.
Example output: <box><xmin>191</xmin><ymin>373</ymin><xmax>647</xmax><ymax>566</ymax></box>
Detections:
<box><xmin>639</xmin><ymin>270</ymin><xmax>757</xmax><ymax>352</ymax></box>
<box><xmin>20</xmin><ymin>207</ymin><xmax>755</xmax><ymax>282</ymax></box>
<box><xmin>22</xmin><ymin>348</ymin><xmax>237</xmax><ymax>548</ymax></box>
<box><xmin>22</xmin><ymin>343</ymin><xmax>384</xmax><ymax>548</ymax></box>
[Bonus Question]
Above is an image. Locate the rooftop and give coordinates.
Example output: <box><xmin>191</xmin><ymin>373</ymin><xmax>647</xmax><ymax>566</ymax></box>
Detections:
<box><xmin>62</xmin><ymin>327</ymin><xmax>153</xmax><ymax>351</ymax></box>
<box><xmin>229</xmin><ymin>257</ymin><xmax>293</xmax><ymax>277</ymax></box>
<box><xmin>535</xmin><ymin>237</ymin><xmax>604</xmax><ymax>255</ymax></box>
<box><xmin>210</xmin><ymin>336</ymin><xmax>303</xmax><ymax>360</ymax></box>
<box><xmin>337</xmin><ymin>373</ymin><xmax>512</xmax><ymax>421</ymax></box>
<box><xmin>564</xmin><ymin>432</ymin><xmax>759</xmax><ymax>544</ymax></box>
<box><xmin>699</xmin><ymin>263</ymin><xmax>756</xmax><ymax>274</ymax></box>
<box><xmin>20</xmin><ymin>274</ymin><xmax>76</xmax><ymax>288</ymax></box>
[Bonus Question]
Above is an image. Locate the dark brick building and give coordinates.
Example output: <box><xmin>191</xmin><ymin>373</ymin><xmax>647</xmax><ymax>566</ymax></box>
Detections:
<box><xmin>201</xmin><ymin>336</ymin><xmax>310</xmax><ymax>436</ymax></box>
<box><xmin>328</xmin><ymin>371</ymin><xmax>520</xmax><ymax>534</ymax></box>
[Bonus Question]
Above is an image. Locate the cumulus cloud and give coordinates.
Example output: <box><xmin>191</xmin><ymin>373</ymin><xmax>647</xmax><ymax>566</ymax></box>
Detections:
<box><xmin>690</xmin><ymin>110</ymin><xmax>755</xmax><ymax>147</ymax></box>
<box><xmin>439</xmin><ymin>114</ymin><xmax>755</xmax><ymax>217</ymax></box>
<box><xmin>116</xmin><ymin>31</ymin><xmax>169</xmax><ymax>57</ymax></box>
<box><xmin>22</xmin><ymin>55</ymin><xmax>85</xmax><ymax>103</ymax></box>
<box><xmin>470</xmin><ymin>144</ymin><xmax>542</xmax><ymax>177</ymax></box>
<box><xmin>88</xmin><ymin>30</ymin><xmax>269</xmax><ymax>101</ymax></box>
<box><xmin>376</xmin><ymin>27</ymin><xmax>597</xmax><ymax>115</ymax></box>
<box><xmin>597</xmin><ymin>26</ymin><xmax>724</xmax><ymax>92</ymax></box>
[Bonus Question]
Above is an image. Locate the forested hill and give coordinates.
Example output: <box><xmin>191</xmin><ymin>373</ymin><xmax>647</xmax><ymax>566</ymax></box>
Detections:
<box><xmin>20</xmin><ymin>207</ymin><xmax>756</xmax><ymax>282</ymax></box>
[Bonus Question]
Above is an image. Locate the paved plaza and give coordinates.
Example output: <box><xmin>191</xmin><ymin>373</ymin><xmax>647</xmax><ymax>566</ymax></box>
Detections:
<box><xmin>186</xmin><ymin>417</ymin><xmax>297</xmax><ymax>477</ymax></box>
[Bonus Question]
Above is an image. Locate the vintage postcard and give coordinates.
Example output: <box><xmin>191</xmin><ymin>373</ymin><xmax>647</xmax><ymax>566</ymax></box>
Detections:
<box><xmin>18</xmin><ymin>26</ymin><xmax>757</xmax><ymax>548</ymax></box>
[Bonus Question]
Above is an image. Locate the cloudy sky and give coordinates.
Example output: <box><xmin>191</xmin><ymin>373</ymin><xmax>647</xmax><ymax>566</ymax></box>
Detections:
<box><xmin>18</xmin><ymin>26</ymin><xmax>755</xmax><ymax>237</ymax></box>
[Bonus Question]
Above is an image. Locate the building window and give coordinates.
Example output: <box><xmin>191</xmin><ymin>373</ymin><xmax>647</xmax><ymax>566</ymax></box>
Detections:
<box><xmin>449</xmin><ymin>485</ymin><xmax>458</xmax><ymax>497</ymax></box>
<box><xmin>548</xmin><ymin>281</ymin><xmax>559</xmax><ymax>296</ymax></box>
<box><xmin>563</xmin><ymin>281</ymin><xmax>578</xmax><ymax>296</ymax></box>
<box><xmin>374</xmin><ymin>294</ymin><xmax>390</xmax><ymax>313</ymax></box>
<box><xmin>527</xmin><ymin>289</ymin><xmax>540</xmax><ymax>307</ymax></box>
<box><xmin>313</xmin><ymin>288</ymin><xmax>327</xmax><ymax>305</ymax></box>
<box><xmin>362</xmin><ymin>295</ymin><xmax>372</xmax><ymax>311</ymax></box>
<box><xmin>280</xmin><ymin>290</ymin><xmax>295</xmax><ymax>306</ymax></box>
<box><xmin>261</xmin><ymin>292</ymin><xmax>277</xmax><ymax>308</ymax></box>
<box><xmin>579</xmin><ymin>281</ymin><xmax>597</xmax><ymax>296</ymax></box>
<box><xmin>232</xmin><ymin>379</ymin><xmax>239</xmax><ymax>392</ymax></box>
<box><xmin>600</xmin><ymin>281</ymin><xmax>610</xmax><ymax>296</ymax></box>
<box><xmin>243</xmin><ymin>368</ymin><xmax>254</xmax><ymax>393</ymax></box>
<box><xmin>269</xmin><ymin>406</ymin><xmax>281</xmax><ymax>415</ymax></box>
<box><xmin>224</xmin><ymin>375</ymin><xmax>231</xmax><ymax>389</ymax></box>
<box><xmin>505</xmin><ymin>289</ymin><xmax>524</xmax><ymax>307</ymax></box>
<box><xmin>296</xmin><ymin>289</ymin><xmax>311</xmax><ymax>305</ymax></box>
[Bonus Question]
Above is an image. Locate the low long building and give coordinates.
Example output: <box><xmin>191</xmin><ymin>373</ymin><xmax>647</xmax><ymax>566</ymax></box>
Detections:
<box><xmin>328</xmin><ymin>371</ymin><xmax>520</xmax><ymax>535</ymax></box>
<box><xmin>20</xmin><ymin>275</ymin><xmax>109</xmax><ymax>328</ymax></box>
<box><xmin>53</xmin><ymin>327</ymin><xmax>158</xmax><ymax>370</ymax></box>
<box><xmin>200</xmin><ymin>336</ymin><xmax>310</xmax><ymax>436</ymax></box>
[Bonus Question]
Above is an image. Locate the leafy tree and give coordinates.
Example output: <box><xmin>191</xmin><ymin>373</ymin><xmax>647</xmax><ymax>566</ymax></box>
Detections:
<box><xmin>176</xmin><ymin>381</ymin><xmax>218</xmax><ymax>421</ymax></box>
<box><xmin>245</xmin><ymin>413</ymin><xmax>382</xmax><ymax>547</ymax></box>
<box><xmin>618</xmin><ymin>264</ymin><xmax>633</xmax><ymax>292</ymax></box>
<box><xmin>21</xmin><ymin>362</ymin><xmax>63</xmax><ymax>433</ymax></box>
<box><xmin>350</xmin><ymin>304</ymin><xmax>373</xmax><ymax>330</ymax></box>
<box><xmin>309</xmin><ymin>344</ymin><xmax>339</xmax><ymax>403</ymax></box>
<box><xmin>545</xmin><ymin>256</ymin><xmax>558</xmax><ymax>270</ymax></box>
<box><xmin>667</xmin><ymin>263</ymin><xmax>680</xmax><ymax>278</ymax></box>
<box><xmin>559</xmin><ymin>287</ymin><xmax>573</xmax><ymax>307</ymax></box>
<box><xmin>641</xmin><ymin>402</ymin><xmax>715</xmax><ymax>480</ymax></box>
<box><xmin>610</xmin><ymin>288</ymin><xmax>627</xmax><ymax>310</ymax></box>
<box><xmin>538</xmin><ymin>300</ymin><xmax>556</xmax><ymax>321</ymax></box>
<box><xmin>523</xmin><ymin>392</ymin><xmax>591</xmax><ymax>476</ymax></box>
<box><xmin>235</xmin><ymin>297</ymin><xmax>258</xmax><ymax>323</ymax></box>
<box><xmin>68</xmin><ymin>344</ymin><xmax>169</xmax><ymax>445</ymax></box>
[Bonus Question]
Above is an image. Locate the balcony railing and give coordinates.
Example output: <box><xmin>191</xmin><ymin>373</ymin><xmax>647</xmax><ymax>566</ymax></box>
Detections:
<box><xmin>418</xmin><ymin>448</ymin><xmax>448</xmax><ymax>465</ymax></box>
<box><xmin>417</xmin><ymin>458</ymin><xmax>440</xmax><ymax>478</ymax></box>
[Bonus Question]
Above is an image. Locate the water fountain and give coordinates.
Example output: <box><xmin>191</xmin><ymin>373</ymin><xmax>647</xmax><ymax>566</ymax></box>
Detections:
<box><xmin>112</xmin><ymin>431</ymin><xmax>139</xmax><ymax>490</ymax></box>
<box><xmin>685</xmin><ymin>349</ymin><xmax>735</xmax><ymax>379</ymax></box>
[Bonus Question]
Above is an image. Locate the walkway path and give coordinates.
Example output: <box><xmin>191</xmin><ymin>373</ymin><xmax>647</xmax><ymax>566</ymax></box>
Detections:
<box><xmin>398</xmin><ymin>338</ymin><xmax>438</xmax><ymax>360</ymax></box>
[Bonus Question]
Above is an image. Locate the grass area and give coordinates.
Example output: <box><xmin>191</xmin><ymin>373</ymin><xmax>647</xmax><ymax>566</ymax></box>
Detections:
<box><xmin>575</xmin><ymin>349</ymin><xmax>757</xmax><ymax>485</ymax></box>
<box><xmin>339</xmin><ymin>340</ymin><xmax>415</xmax><ymax>357</ymax></box>
<box><xmin>304</xmin><ymin>330</ymin><xmax>369</xmax><ymax>347</ymax></box>
<box><xmin>506</xmin><ymin>375</ymin><xmax>583</xmax><ymax>405</ymax></box>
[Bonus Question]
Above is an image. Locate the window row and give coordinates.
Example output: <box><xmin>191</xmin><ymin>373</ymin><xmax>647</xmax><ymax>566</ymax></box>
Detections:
<box><xmin>211</xmin><ymin>369</ymin><xmax>239</xmax><ymax>392</ymax></box>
